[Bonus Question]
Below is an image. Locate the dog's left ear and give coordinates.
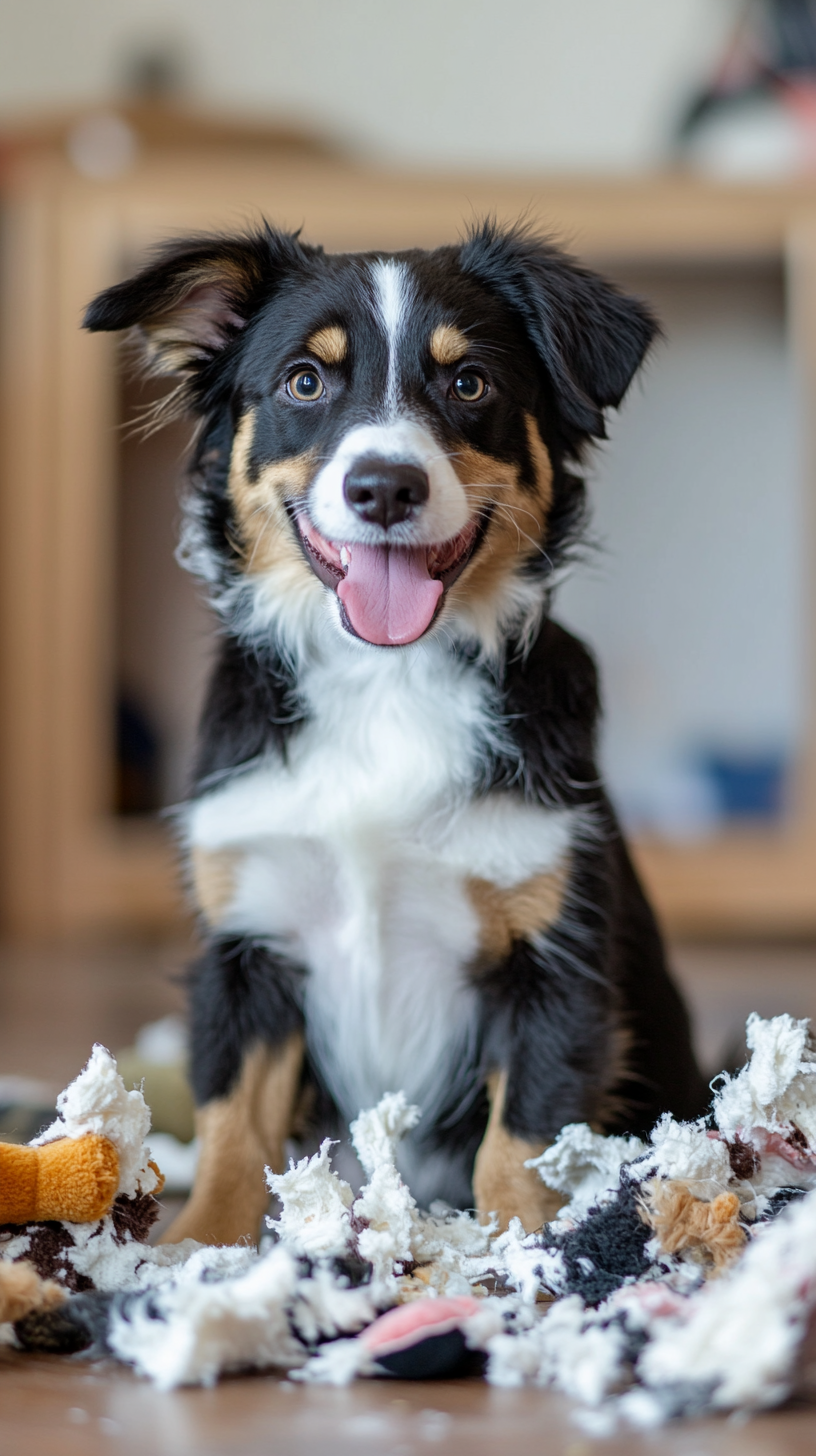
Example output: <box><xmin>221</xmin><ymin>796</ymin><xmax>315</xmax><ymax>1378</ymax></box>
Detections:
<box><xmin>460</xmin><ymin>221</ymin><xmax>659</xmax><ymax>440</ymax></box>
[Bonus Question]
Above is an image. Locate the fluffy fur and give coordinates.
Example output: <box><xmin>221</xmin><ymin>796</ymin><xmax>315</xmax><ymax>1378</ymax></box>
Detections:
<box><xmin>84</xmin><ymin>220</ymin><xmax>707</xmax><ymax>1243</ymax></box>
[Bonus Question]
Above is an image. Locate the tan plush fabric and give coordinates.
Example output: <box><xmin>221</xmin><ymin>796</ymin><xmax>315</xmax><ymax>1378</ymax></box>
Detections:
<box><xmin>0</xmin><ymin>1259</ymin><xmax>65</xmax><ymax>1322</ymax></box>
<box><xmin>642</xmin><ymin>1179</ymin><xmax>746</xmax><ymax>1270</ymax></box>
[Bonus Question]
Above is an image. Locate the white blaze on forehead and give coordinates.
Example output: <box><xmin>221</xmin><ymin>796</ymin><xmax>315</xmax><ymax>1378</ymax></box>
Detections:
<box><xmin>370</xmin><ymin>258</ymin><xmax>413</xmax><ymax>418</ymax></box>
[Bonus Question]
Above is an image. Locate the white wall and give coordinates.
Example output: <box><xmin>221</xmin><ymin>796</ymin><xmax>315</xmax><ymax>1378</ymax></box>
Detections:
<box><xmin>558</xmin><ymin>265</ymin><xmax>803</xmax><ymax>832</ymax></box>
<box><xmin>0</xmin><ymin>0</ymin><xmax>740</xmax><ymax>172</ymax></box>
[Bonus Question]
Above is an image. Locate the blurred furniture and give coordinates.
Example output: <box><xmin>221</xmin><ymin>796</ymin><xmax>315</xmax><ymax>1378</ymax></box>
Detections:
<box><xmin>3</xmin><ymin>104</ymin><xmax>816</xmax><ymax>937</ymax></box>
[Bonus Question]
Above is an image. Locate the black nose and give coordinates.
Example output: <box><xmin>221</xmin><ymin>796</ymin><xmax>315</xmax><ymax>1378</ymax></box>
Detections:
<box><xmin>343</xmin><ymin>457</ymin><xmax>429</xmax><ymax>530</ymax></box>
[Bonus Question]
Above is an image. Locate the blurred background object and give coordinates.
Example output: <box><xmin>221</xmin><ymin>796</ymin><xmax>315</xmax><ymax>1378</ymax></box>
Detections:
<box><xmin>678</xmin><ymin>0</ymin><xmax>816</xmax><ymax>178</ymax></box>
<box><xmin>0</xmin><ymin>1</ymin><xmax>743</xmax><ymax>174</ymax></box>
<box><xmin>1</xmin><ymin>0</ymin><xmax>816</xmax><ymax>1109</ymax></box>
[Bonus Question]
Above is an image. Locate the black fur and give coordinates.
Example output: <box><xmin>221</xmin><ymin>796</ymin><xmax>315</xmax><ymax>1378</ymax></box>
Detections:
<box><xmin>187</xmin><ymin>937</ymin><xmax>303</xmax><ymax>1104</ymax></box>
<box><xmin>193</xmin><ymin>637</ymin><xmax>302</xmax><ymax>788</ymax></box>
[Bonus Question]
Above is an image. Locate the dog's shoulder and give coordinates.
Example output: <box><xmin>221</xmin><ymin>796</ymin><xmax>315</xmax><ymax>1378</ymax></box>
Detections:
<box><xmin>505</xmin><ymin>617</ymin><xmax>600</xmax><ymax>719</ymax></box>
<box><xmin>493</xmin><ymin>617</ymin><xmax>602</xmax><ymax>808</ymax></box>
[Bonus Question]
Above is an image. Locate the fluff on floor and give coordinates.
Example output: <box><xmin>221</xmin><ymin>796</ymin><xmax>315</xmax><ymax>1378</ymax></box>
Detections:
<box><xmin>4</xmin><ymin>1014</ymin><xmax>816</xmax><ymax>1428</ymax></box>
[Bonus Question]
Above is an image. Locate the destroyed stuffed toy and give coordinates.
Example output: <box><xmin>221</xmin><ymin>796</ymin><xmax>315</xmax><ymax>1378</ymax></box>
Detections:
<box><xmin>0</xmin><ymin>1132</ymin><xmax>119</xmax><ymax>1225</ymax></box>
<box><xmin>5</xmin><ymin>1013</ymin><xmax>816</xmax><ymax>1430</ymax></box>
<box><xmin>0</xmin><ymin>1045</ymin><xmax>183</xmax><ymax>1297</ymax></box>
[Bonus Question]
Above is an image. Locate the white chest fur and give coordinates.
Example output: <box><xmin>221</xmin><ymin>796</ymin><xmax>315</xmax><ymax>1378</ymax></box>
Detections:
<box><xmin>186</xmin><ymin>643</ymin><xmax>575</xmax><ymax>1123</ymax></box>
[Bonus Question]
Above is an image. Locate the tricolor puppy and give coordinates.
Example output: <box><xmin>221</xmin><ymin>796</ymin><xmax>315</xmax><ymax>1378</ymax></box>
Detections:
<box><xmin>85</xmin><ymin>222</ymin><xmax>707</xmax><ymax>1245</ymax></box>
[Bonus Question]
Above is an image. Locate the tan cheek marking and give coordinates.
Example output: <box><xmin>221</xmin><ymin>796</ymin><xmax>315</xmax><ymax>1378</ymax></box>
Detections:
<box><xmin>523</xmin><ymin>413</ymin><xmax>554</xmax><ymax>511</ymax></box>
<box><xmin>447</xmin><ymin>416</ymin><xmax>553</xmax><ymax>608</ymax></box>
<box><xmin>430</xmin><ymin>323</ymin><xmax>468</xmax><ymax>365</ymax></box>
<box><xmin>467</xmin><ymin>866</ymin><xmax>568</xmax><ymax>964</ymax></box>
<box><xmin>473</xmin><ymin>1070</ymin><xmax>562</xmax><ymax>1233</ymax></box>
<box><xmin>190</xmin><ymin>847</ymin><xmax>241</xmax><ymax>924</ymax></box>
<box><xmin>306</xmin><ymin>324</ymin><xmax>348</xmax><ymax>365</ymax></box>
<box><xmin>228</xmin><ymin>409</ymin><xmax>318</xmax><ymax>579</ymax></box>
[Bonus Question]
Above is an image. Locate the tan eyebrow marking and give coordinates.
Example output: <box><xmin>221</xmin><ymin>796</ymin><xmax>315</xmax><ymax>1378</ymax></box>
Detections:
<box><xmin>429</xmin><ymin>323</ymin><xmax>469</xmax><ymax>366</ymax></box>
<box><xmin>306</xmin><ymin>324</ymin><xmax>348</xmax><ymax>365</ymax></box>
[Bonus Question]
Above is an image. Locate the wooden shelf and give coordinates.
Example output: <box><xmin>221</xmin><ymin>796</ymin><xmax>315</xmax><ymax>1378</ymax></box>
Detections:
<box><xmin>634</xmin><ymin>831</ymin><xmax>816</xmax><ymax>938</ymax></box>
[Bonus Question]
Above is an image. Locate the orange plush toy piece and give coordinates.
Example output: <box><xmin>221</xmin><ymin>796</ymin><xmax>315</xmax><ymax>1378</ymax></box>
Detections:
<box><xmin>0</xmin><ymin>1133</ymin><xmax>119</xmax><ymax>1224</ymax></box>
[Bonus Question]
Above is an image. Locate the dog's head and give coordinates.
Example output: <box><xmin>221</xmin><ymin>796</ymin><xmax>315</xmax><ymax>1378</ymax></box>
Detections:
<box><xmin>86</xmin><ymin>221</ymin><xmax>656</xmax><ymax>656</ymax></box>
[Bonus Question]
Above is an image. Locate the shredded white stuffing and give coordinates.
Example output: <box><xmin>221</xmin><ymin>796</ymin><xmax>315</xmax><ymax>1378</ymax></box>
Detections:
<box><xmin>410</xmin><ymin>1200</ymin><xmax>492</xmax><ymax>1265</ymax></box>
<box><xmin>472</xmin><ymin>1217</ymin><xmax>565</xmax><ymax>1302</ymax></box>
<box><xmin>11</xmin><ymin>1015</ymin><xmax>816</xmax><ymax>1426</ymax></box>
<box><xmin>346</xmin><ymin>1092</ymin><xmax>492</xmax><ymax>1289</ymax></box>
<box><xmin>481</xmin><ymin>1293</ymin><xmax>627</xmax><ymax>1406</ymax></box>
<box><xmin>108</xmin><ymin>1244</ymin><xmax>306</xmax><ymax>1389</ymax></box>
<box><xmin>107</xmin><ymin>1242</ymin><xmax>385</xmax><ymax>1389</ymax></box>
<box><xmin>295</xmin><ymin>1335</ymin><xmax>378</xmax><ymax>1385</ymax></box>
<box><xmin>266</xmin><ymin>1139</ymin><xmax>354</xmax><ymax>1258</ymax></box>
<box><xmin>527</xmin><ymin>1123</ymin><xmax>648</xmax><ymax>1217</ymax></box>
<box><xmin>713</xmin><ymin>1013</ymin><xmax>816</xmax><ymax>1147</ymax></box>
<box><xmin>649</xmin><ymin>1114</ymin><xmax>732</xmax><ymax>1184</ymax></box>
<box><xmin>63</xmin><ymin>1223</ymin><xmax>219</xmax><ymax>1293</ymax></box>
<box><xmin>350</xmin><ymin>1092</ymin><xmax>421</xmax><ymax>1177</ymax></box>
<box><xmin>32</xmin><ymin>1044</ymin><xmax>159</xmax><ymax>1197</ymax></box>
<box><xmin>0</xmin><ymin>1233</ymin><xmax>32</xmax><ymax>1263</ymax></box>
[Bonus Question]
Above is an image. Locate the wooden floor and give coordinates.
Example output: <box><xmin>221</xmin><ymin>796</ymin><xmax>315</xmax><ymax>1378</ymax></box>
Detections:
<box><xmin>2</xmin><ymin>935</ymin><xmax>816</xmax><ymax>1451</ymax></box>
<box><xmin>3</xmin><ymin>1349</ymin><xmax>816</xmax><ymax>1456</ymax></box>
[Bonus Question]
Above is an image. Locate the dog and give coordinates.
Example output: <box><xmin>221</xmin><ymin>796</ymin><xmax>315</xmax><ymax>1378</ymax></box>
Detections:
<box><xmin>85</xmin><ymin>220</ymin><xmax>708</xmax><ymax>1245</ymax></box>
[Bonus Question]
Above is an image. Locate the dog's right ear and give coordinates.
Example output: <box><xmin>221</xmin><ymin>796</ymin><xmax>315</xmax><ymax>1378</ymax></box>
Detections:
<box><xmin>83</xmin><ymin>227</ymin><xmax>312</xmax><ymax>378</ymax></box>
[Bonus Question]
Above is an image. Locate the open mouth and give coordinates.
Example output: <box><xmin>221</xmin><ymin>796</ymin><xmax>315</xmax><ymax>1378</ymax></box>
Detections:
<box><xmin>294</xmin><ymin>510</ymin><xmax>486</xmax><ymax>646</ymax></box>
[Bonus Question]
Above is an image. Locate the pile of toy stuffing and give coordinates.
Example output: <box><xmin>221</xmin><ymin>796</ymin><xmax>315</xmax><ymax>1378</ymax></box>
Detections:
<box><xmin>3</xmin><ymin>1013</ymin><xmax>816</xmax><ymax>1431</ymax></box>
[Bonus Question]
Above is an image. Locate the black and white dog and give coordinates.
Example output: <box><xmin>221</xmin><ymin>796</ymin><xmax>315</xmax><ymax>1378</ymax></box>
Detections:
<box><xmin>86</xmin><ymin>221</ymin><xmax>707</xmax><ymax>1244</ymax></box>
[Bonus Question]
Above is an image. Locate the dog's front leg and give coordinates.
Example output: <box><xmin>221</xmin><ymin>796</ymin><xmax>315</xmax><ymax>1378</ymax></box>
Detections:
<box><xmin>472</xmin><ymin>888</ymin><xmax>622</xmax><ymax>1235</ymax></box>
<box><xmin>160</xmin><ymin>1034</ymin><xmax>303</xmax><ymax>1246</ymax></box>
<box><xmin>160</xmin><ymin>937</ymin><xmax>304</xmax><ymax>1246</ymax></box>
<box><xmin>473</xmin><ymin>1069</ymin><xmax>561</xmax><ymax>1234</ymax></box>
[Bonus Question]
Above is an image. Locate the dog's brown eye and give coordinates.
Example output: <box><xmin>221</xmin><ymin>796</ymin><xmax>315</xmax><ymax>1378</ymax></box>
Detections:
<box><xmin>287</xmin><ymin>369</ymin><xmax>325</xmax><ymax>401</ymax></box>
<box><xmin>451</xmin><ymin>370</ymin><xmax>486</xmax><ymax>402</ymax></box>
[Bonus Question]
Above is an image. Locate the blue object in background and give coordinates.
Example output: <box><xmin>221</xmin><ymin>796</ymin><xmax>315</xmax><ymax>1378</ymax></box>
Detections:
<box><xmin>700</xmin><ymin>749</ymin><xmax>788</xmax><ymax>822</ymax></box>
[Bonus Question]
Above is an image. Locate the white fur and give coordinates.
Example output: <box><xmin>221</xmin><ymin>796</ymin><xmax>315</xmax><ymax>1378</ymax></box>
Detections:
<box><xmin>371</xmin><ymin>258</ymin><xmax>412</xmax><ymax>418</ymax></box>
<box><xmin>186</xmin><ymin>639</ymin><xmax>578</xmax><ymax>1135</ymax></box>
<box><xmin>309</xmin><ymin>418</ymin><xmax>470</xmax><ymax>548</ymax></box>
<box><xmin>427</xmin><ymin>794</ymin><xmax>575</xmax><ymax>888</ymax></box>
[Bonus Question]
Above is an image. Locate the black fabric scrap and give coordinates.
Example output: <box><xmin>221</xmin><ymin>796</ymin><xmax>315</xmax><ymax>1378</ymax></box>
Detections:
<box><xmin>14</xmin><ymin>1291</ymin><xmax>113</xmax><ymax>1355</ymax></box>
<box><xmin>535</xmin><ymin>1172</ymin><xmax>652</xmax><ymax>1307</ymax></box>
<box><xmin>759</xmin><ymin>1186</ymin><xmax>808</xmax><ymax>1221</ymax></box>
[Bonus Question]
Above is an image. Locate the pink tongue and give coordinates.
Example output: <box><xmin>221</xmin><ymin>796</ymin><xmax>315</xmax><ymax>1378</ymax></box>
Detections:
<box><xmin>337</xmin><ymin>543</ymin><xmax>443</xmax><ymax>645</ymax></box>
